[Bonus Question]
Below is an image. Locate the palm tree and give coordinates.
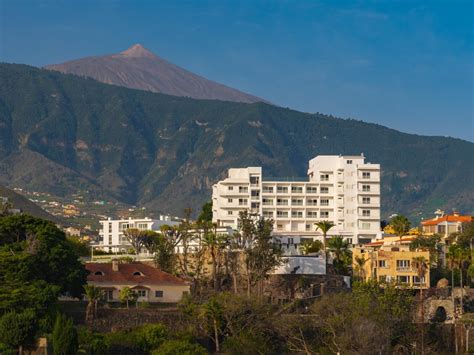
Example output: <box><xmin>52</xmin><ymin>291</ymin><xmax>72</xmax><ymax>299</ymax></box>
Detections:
<box><xmin>353</xmin><ymin>255</ymin><xmax>368</xmax><ymax>282</ymax></box>
<box><xmin>327</xmin><ymin>236</ymin><xmax>352</xmax><ymax>275</ymax></box>
<box><xmin>83</xmin><ymin>284</ymin><xmax>103</xmax><ymax>322</ymax></box>
<box><xmin>203</xmin><ymin>228</ymin><xmax>219</xmax><ymax>291</ymax></box>
<box><xmin>315</xmin><ymin>220</ymin><xmax>335</xmax><ymax>265</ymax></box>
<box><xmin>390</xmin><ymin>215</ymin><xmax>411</xmax><ymax>243</ymax></box>
<box><xmin>411</xmin><ymin>256</ymin><xmax>428</xmax><ymax>355</ymax></box>
<box><xmin>200</xmin><ymin>298</ymin><xmax>222</xmax><ymax>352</ymax></box>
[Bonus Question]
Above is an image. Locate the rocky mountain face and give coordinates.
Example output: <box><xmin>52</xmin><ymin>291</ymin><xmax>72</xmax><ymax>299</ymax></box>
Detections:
<box><xmin>0</xmin><ymin>63</ymin><xmax>472</xmax><ymax>220</ymax></box>
<box><xmin>45</xmin><ymin>44</ymin><xmax>267</xmax><ymax>104</ymax></box>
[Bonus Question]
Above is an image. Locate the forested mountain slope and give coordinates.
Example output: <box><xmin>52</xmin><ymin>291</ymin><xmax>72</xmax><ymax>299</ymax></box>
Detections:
<box><xmin>0</xmin><ymin>63</ymin><xmax>472</xmax><ymax>220</ymax></box>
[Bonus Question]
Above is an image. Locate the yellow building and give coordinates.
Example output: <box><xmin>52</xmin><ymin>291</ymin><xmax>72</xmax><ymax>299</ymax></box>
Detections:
<box><xmin>353</xmin><ymin>236</ymin><xmax>430</xmax><ymax>289</ymax></box>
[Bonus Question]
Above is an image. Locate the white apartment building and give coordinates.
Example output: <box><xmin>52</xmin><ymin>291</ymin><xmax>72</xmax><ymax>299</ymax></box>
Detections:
<box><xmin>212</xmin><ymin>154</ymin><xmax>381</xmax><ymax>245</ymax></box>
<box><xmin>99</xmin><ymin>216</ymin><xmax>180</xmax><ymax>252</ymax></box>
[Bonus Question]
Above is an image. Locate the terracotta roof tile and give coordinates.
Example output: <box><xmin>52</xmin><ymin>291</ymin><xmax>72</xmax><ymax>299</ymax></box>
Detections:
<box><xmin>86</xmin><ymin>262</ymin><xmax>189</xmax><ymax>286</ymax></box>
<box><xmin>422</xmin><ymin>214</ymin><xmax>472</xmax><ymax>226</ymax></box>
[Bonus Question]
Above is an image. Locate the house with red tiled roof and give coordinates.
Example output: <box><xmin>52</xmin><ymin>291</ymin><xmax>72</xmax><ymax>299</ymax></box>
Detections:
<box><xmin>421</xmin><ymin>212</ymin><xmax>472</xmax><ymax>238</ymax></box>
<box><xmin>86</xmin><ymin>261</ymin><xmax>190</xmax><ymax>303</ymax></box>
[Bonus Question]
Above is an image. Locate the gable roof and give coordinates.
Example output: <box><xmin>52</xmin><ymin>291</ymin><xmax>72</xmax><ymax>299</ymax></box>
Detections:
<box><xmin>85</xmin><ymin>262</ymin><xmax>189</xmax><ymax>286</ymax></box>
<box><xmin>422</xmin><ymin>214</ymin><xmax>472</xmax><ymax>226</ymax></box>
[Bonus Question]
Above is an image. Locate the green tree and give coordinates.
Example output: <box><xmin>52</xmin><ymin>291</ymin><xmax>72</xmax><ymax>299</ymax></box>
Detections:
<box><xmin>0</xmin><ymin>215</ymin><xmax>87</xmax><ymax>315</ymax></box>
<box><xmin>237</xmin><ymin>211</ymin><xmax>284</xmax><ymax>297</ymax></box>
<box><xmin>153</xmin><ymin>232</ymin><xmax>177</xmax><ymax>274</ymax></box>
<box><xmin>200</xmin><ymin>298</ymin><xmax>223</xmax><ymax>352</ymax></box>
<box><xmin>299</xmin><ymin>239</ymin><xmax>323</xmax><ymax>255</ymax></box>
<box><xmin>353</xmin><ymin>255</ymin><xmax>368</xmax><ymax>281</ymax></box>
<box><xmin>327</xmin><ymin>236</ymin><xmax>352</xmax><ymax>275</ymax></box>
<box><xmin>123</xmin><ymin>228</ymin><xmax>146</xmax><ymax>256</ymax></box>
<box><xmin>135</xmin><ymin>323</ymin><xmax>168</xmax><ymax>352</ymax></box>
<box><xmin>119</xmin><ymin>287</ymin><xmax>136</xmax><ymax>309</ymax></box>
<box><xmin>390</xmin><ymin>215</ymin><xmax>411</xmax><ymax>241</ymax></box>
<box><xmin>314</xmin><ymin>220</ymin><xmax>335</xmax><ymax>265</ymax></box>
<box><xmin>0</xmin><ymin>310</ymin><xmax>37</xmax><ymax>353</ymax></box>
<box><xmin>83</xmin><ymin>285</ymin><xmax>103</xmax><ymax>322</ymax></box>
<box><xmin>52</xmin><ymin>313</ymin><xmax>78</xmax><ymax>355</ymax></box>
<box><xmin>197</xmin><ymin>201</ymin><xmax>213</xmax><ymax>223</ymax></box>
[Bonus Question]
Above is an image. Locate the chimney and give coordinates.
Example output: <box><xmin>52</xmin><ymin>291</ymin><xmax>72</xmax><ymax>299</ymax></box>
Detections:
<box><xmin>112</xmin><ymin>259</ymin><xmax>119</xmax><ymax>272</ymax></box>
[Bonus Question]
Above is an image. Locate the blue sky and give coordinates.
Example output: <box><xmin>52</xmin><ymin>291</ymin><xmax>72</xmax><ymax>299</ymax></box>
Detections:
<box><xmin>1</xmin><ymin>0</ymin><xmax>473</xmax><ymax>141</ymax></box>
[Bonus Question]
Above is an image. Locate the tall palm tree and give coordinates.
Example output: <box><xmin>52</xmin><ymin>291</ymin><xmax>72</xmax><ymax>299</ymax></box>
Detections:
<box><xmin>391</xmin><ymin>215</ymin><xmax>411</xmax><ymax>243</ymax></box>
<box><xmin>203</xmin><ymin>227</ymin><xmax>219</xmax><ymax>291</ymax></box>
<box><xmin>315</xmin><ymin>220</ymin><xmax>335</xmax><ymax>266</ymax></box>
<box><xmin>83</xmin><ymin>284</ymin><xmax>103</xmax><ymax>322</ymax></box>
<box><xmin>412</xmin><ymin>256</ymin><xmax>428</xmax><ymax>355</ymax></box>
<box><xmin>327</xmin><ymin>236</ymin><xmax>352</xmax><ymax>275</ymax></box>
<box><xmin>354</xmin><ymin>255</ymin><xmax>368</xmax><ymax>282</ymax></box>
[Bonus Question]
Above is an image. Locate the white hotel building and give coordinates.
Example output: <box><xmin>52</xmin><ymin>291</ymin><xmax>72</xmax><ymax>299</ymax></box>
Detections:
<box><xmin>99</xmin><ymin>216</ymin><xmax>180</xmax><ymax>252</ymax></box>
<box><xmin>212</xmin><ymin>155</ymin><xmax>381</xmax><ymax>245</ymax></box>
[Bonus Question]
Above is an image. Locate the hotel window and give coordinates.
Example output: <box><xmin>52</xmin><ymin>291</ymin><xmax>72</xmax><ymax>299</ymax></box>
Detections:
<box><xmin>397</xmin><ymin>275</ymin><xmax>409</xmax><ymax>284</ymax></box>
<box><xmin>378</xmin><ymin>260</ymin><xmax>387</xmax><ymax>268</ymax></box>
<box><xmin>238</xmin><ymin>198</ymin><xmax>248</xmax><ymax>206</ymax></box>
<box><xmin>413</xmin><ymin>276</ymin><xmax>425</xmax><ymax>284</ymax></box>
<box><xmin>320</xmin><ymin>187</ymin><xmax>329</xmax><ymax>194</ymax></box>
<box><xmin>291</xmin><ymin>186</ymin><xmax>303</xmax><ymax>193</ymax></box>
<box><xmin>307</xmin><ymin>211</ymin><xmax>317</xmax><ymax>218</ymax></box>
<box><xmin>320</xmin><ymin>199</ymin><xmax>329</xmax><ymax>206</ymax></box>
<box><xmin>347</xmin><ymin>160</ymin><xmax>353</xmax><ymax>164</ymax></box>
<box><xmin>362</xmin><ymin>209</ymin><xmax>371</xmax><ymax>217</ymax></box>
<box><xmin>137</xmin><ymin>223</ymin><xmax>148</xmax><ymax>230</ymax></box>
<box><xmin>362</xmin><ymin>185</ymin><xmax>370</xmax><ymax>192</ymax></box>
<box><xmin>251</xmin><ymin>202</ymin><xmax>259</xmax><ymax>209</ymax></box>
<box><xmin>228</xmin><ymin>186</ymin><xmax>234</xmax><ymax>191</ymax></box>
<box><xmin>277</xmin><ymin>224</ymin><xmax>283</xmax><ymax>231</ymax></box>
<box><xmin>277</xmin><ymin>198</ymin><xmax>288</xmax><ymax>206</ymax></box>
<box><xmin>277</xmin><ymin>211</ymin><xmax>288</xmax><ymax>218</ymax></box>
<box><xmin>155</xmin><ymin>290</ymin><xmax>164</xmax><ymax>298</ymax></box>
<box><xmin>396</xmin><ymin>260</ymin><xmax>410</xmax><ymax>270</ymax></box>
<box><xmin>251</xmin><ymin>190</ymin><xmax>260</xmax><ymax>197</ymax></box>
<box><xmin>362</xmin><ymin>197</ymin><xmax>371</xmax><ymax>204</ymax></box>
<box><xmin>239</xmin><ymin>186</ymin><xmax>248</xmax><ymax>193</ymax></box>
<box><xmin>361</xmin><ymin>222</ymin><xmax>370</xmax><ymax>229</ymax></box>
<box><xmin>108</xmin><ymin>224</ymin><xmax>112</xmax><ymax>233</ymax></box>
<box><xmin>263</xmin><ymin>186</ymin><xmax>274</xmax><ymax>193</ymax></box>
<box><xmin>307</xmin><ymin>199</ymin><xmax>317</xmax><ymax>206</ymax></box>
<box><xmin>263</xmin><ymin>211</ymin><xmax>273</xmax><ymax>218</ymax></box>
<box><xmin>277</xmin><ymin>186</ymin><xmax>288</xmax><ymax>193</ymax></box>
<box><xmin>250</xmin><ymin>176</ymin><xmax>260</xmax><ymax>185</ymax></box>
<box><xmin>320</xmin><ymin>211</ymin><xmax>329</xmax><ymax>218</ymax></box>
<box><xmin>307</xmin><ymin>186</ymin><xmax>317</xmax><ymax>193</ymax></box>
<box><xmin>292</xmin><ymin>211</ymin><xmax>303</xmax><ymax>218</ymax></box>
<box><xmin>228</xmin><ymin>211</ymin><xmax>233</xmax><ymax>215</ymax></box>
<box><xmin>320</xmin><ymin>174</ymin><xmax>329</xmax><ymax>181</ymax></box>
<box><xmin>306</xmin><ymin>224</ymin><xmax>312</xmax><ymax>231</ymax></box>
<box><xmin>362</xmin><ymin>172</ymin><xmax>371</xmax><ymax>179</ymax></box>
<box><xmin>262</xmin><ymin>198</ymin><xmax>273</xmax><ymax>206</ymax></box>
<box><xmin>292</xmin><ymin>199</ymin><xmax>303</xmax><ymax>206</ymax></box>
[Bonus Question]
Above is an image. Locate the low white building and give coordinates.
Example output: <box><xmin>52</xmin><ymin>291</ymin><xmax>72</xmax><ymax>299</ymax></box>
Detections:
<box><xmin>212</xmin><ymin>154</ymin><xmax>382</xmax><ymax>245</ymax></box>
<box><xmin>99</xmin><ymin>216</ymin><xmax>180</xmax><ymax>252</ymax></box>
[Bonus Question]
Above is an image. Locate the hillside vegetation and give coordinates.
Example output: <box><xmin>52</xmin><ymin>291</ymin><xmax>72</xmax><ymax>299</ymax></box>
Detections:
<box><xmin>0</xmin><ymin>63</ymin><xmax>472</xmax><ymax>220</ymax></box>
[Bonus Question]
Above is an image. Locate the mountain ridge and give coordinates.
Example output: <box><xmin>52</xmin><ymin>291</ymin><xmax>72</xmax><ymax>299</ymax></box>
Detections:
<box><xmin>44</xmin><ymin>44</ymin><xmax>268</xmax><ymax>104</ymax></box>
<box><xmin>0</xmin><ymin>63</ymin><xmax>472</xmax><ymax>221</ymax></box>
